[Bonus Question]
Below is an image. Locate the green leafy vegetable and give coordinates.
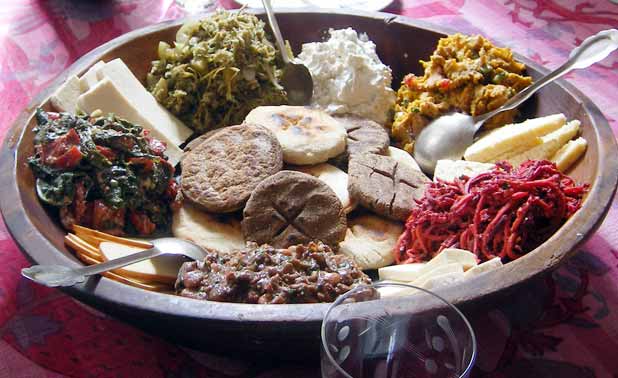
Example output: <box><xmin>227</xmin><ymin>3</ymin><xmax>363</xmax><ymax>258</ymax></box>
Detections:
<box><xmin>147</xmin><ymin>10</ymin><xmax>287</xmax><ymax>133</ymax></box>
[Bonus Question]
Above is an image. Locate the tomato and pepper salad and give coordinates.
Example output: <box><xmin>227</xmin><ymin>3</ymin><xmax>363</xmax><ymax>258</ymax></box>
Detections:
<box><xmin>28</xmin><ymin>109</ymin><xmax>180</xmax><ymax>236</ymax></box>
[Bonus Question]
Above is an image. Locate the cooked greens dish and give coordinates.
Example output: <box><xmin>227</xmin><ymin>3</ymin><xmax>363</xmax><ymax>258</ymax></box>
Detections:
<box><xmin>147</xmin><ymin>11</ymin><xmax>287</xmax><ymax>133</ymax></box>
<box><xmin>29</xmin><ymin>110</ymin><xmax>179</xmax><ymax>236</ymax></box>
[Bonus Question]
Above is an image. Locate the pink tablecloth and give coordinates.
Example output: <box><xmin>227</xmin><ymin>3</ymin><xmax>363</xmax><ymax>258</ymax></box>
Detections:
<box><xmin>1</xmin><ymin>1</ymin><xmax>617</xmax><ymax>377</ymax></box>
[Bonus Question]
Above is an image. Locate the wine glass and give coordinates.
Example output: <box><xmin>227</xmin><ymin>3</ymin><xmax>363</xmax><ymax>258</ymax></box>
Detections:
<box><xmin>321</xmin><ymin>282</ymin><xmax>477</xmax><ymax>378</ymax></box>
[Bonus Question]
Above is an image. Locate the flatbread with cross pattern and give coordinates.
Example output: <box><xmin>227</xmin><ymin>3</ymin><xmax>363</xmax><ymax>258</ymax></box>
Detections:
<box><xmin>348</xmin><ymin>154</ymin><xmax>430</xmax><ymax>221</ymax></box>
<box><xmin>241</xmin><ymin>170</ymin><xmax>347</xmax><ymax>248</ymax></box>
<box><xmin>330</xmin><ymin>114</ymin><xmax>390</xmax><ymax>169</ymax></box>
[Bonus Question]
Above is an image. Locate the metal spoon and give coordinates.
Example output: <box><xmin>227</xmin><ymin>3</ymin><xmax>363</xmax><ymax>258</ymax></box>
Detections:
<box><xmin>261</xmin><ymin>0</ymin><xmax>313</xmax><ymax>105</ymax></box>
<box><xmin>413</xmin><ymin>28</ymin><xmax>618</xmax><ymax>175</ymax></box>
<box><xmin>21</xmin><ymin>238</ymin><xmax>207</xmax><ymax>288</ymax></box>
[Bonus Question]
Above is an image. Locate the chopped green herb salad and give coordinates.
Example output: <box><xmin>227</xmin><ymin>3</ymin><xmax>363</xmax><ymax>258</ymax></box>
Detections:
<box><xmin>147</xmin><ymin>10</ymin><xmax>287</xmax><ymax>134</ymax></box>
<box><xmin>29</xmin><ymin>109</ymin><xmax>180</xmax><ymax>236</ymax></box>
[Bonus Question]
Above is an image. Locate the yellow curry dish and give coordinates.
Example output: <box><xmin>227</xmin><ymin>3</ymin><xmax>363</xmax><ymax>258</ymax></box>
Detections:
<box><xmin>391</xmin><ymin>34</ymin><xmax>533</xmax><ymax>152</ymax></box>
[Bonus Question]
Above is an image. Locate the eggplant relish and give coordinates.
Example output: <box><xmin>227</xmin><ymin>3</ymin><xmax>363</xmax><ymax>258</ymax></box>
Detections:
<box><xmin>28</xmin><ymin>109</ymin><xmax>180</xmax><ymax>235</ymax></box>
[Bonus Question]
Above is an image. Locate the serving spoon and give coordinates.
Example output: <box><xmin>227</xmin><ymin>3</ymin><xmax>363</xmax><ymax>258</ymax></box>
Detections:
<box><xmin>21</xmin><ymin>238</ymin><xmax>206</xmax><ymax>288</ymax></box>
<box><xmin>413</xmin><ymin>28</ymin><xmax>618</xmax><ymax>175</ymax></box>
<box><xmin>261</xmin><ymin>0</ymin><xmax>313</xmax><ymax>105</ymax></box>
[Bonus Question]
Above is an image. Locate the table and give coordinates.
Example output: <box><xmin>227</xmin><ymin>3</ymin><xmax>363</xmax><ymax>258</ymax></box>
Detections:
<box><xmin>1</xmin><ymin>1</ymin><xmax>617</xmax><ymax>377</ymax></box>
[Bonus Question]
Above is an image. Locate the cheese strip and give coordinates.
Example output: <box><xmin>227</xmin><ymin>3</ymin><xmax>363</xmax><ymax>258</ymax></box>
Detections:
<box><xmin>99</xmin><ymin>241</ymin><xmax>182</xmax><ymax>284</ymax></box>
<box><xmin>50</xmin><ymin>75</ymin><xmax>81</xmax><ymax>113</ymax></box>
<box><xmin>378</xmin><ymin>248</ymin><xmax>477</xmax><ymax>282</ymax></box>
<box><xmin>79</xmin><ymin>61</ymin><xmax>105</xmax><ymax>92</ymax></box>
<box><xmin>421</xmin><ymin>271</ymin><xmax>465</xmax><ymax>290</ymax></box>
<box><xmin>499</xmin><ymin>120</ymin><xmax>580</xmax><ymax>166</ymax></box>
<box><xmin>97</xmin><ymin>58</ymin><xmax>192</xmax><ymax>146</ymax></box>
<box><xmin>464</xmin><ymin>257</ymin><xmax>503</xmax><ymax>278</ymax></box>
<box><xmin>433</xmin><ymin>160</ymin><xmax>495</xmax><ymax>182</ymax></box>
<box><xmin>411</xmin><ymin>262</ymin><xmax>464</xmax><ymax>288</ymax></box>
<box><xmin>77</xmin><ymin>78</ymin><xmax>183</xmax><ymax>166</ymax></box>
<box><xmin>464</xmin><ymin>114</ymin><xmax>566</xmax><ymax>162</ymax></box>
<box><xmin>551</xmin><ymin>137</ymin><xmax>588</xmax><ymax>172</ymax></box>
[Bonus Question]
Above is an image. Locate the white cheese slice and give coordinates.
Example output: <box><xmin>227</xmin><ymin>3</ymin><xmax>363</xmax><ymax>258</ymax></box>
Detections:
<box><xmin>421</xmin><ymin>270</ymin><xmax>465</xmax><ymax>290</ymax></box>
<box><xmin>97</xmin><ymin>58</ymin><xmax>192</xmax><ymax>146</ymax></box>
<box><xmin>411</xmin><ymin>262</ymin><xmax>464</xmax><ymax>288</ymax></box>
<box><xmin>501</xmin><ymin>120</ymin><xmax>580</xmax><ymax>166</ymax></box>
<box><xmin>378</xmin><ymin>248</ymin><xmax>477</xmax><ymax>282</ymax></box>
<box><xmin>387</xmin><ymin>146</ymin><xmax>422</xmax><ymax>172</ymax></box>
<box><xmin>376</xmin><ymin>280</ymin><xmax>419</xmax><ymax>297</ymax></box>
<box><xmin>551</xmin><ymin>137</ymin><xmax>588</xmax><ymax>172</ymax></box>
<box><xmin>99</xmin><ymin>241</ymin><xmax>182</xmax><ymax>283</ymax></box>
<box><xmin>77</xmin><ymin>78</ymin><xmax>183</xmax><ymax>166</ymax></box>
<box><xmin>463</xmin><ymin>257</ymin><xmax>503</xmax><ymax>278</ymax></box>
<box><xmin>50</xmin><ymin>75</ymin><xmax>81</xmax><ymax>113</ymax></box>
<box><xmin>433</xmin><ymin>160</ymin><xmax>495</xmax><ymax>182</ymax></box>
<box><xmin>464</xmin><ymin>114</ymin><xmax>566</xmax><ymax>162</ymax></box>
<box><xmin>79</xmin><ymin>61</ymin><xmax>105</xmax><ymax>92</ymax></box>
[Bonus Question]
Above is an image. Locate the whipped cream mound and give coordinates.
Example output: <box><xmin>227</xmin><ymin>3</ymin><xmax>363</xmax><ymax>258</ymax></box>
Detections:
<box><xmin>298</xmin><ymin>28</ymin><xmax>396</xmax><ymax>125</ymax></box>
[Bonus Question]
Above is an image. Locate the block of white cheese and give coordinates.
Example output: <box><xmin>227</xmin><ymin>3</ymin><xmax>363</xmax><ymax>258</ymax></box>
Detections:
<box><xmin>433</xmin><ymin>160</ymin><xmax>495</xmax><ymax>182</ymax></box>
<box><xmin>500</xmin><ymin>120</ymin><xmax>580</xmax><ymax>166</ymax></box>
<box><xmin>464</xmin><ymin>114</ymin><xmax>566</xmax><ymax>162</ymax></box>
<box><xmin>378</xmin><ymin>248</ymin><xmax>477</xmax><ymax>282</ymax></box>
<box><xmin>551</xmin><ymin>137</ymin><xmax>588</xmax><ymax>172</ymax></box>
<box><xmin>96</xmin><ymin>58</ymin><xmax>192</xmax><ymax>146</ymax></box>
<box><xmin>412</xmin><ymin>262</ymin><xmax>464</xmax><ymax>288</ymax></box>
<box><xmin>79</xmin><ymin>61</ymin><xmax>105</xmax><ymax>92</ymax></box>
<box><xmin>77</xmin><ymin>78</ymin><xmax>183</xmax><ymax>166</ymax></box>
<box><xmin>387</xmin><ymin>146</ymin><xmax>422</xmax><ymax>172</ymax></box>
<box><xmin>421</xmin><ymin>270</ymin><xmax>465</xmax><ymax>290</ymax></box>
<box><xmin>50</xmin><ymin>75</ymin><xmax>81</xmax><ymax>113</ymax></box>
<box><xmin>99</xmin><ymin>241</ymin><xmax>182</xmax><ymax>284</ymax></box>
<box><xmin>463</xmin><ymin>257</ymin><xmax>503</xmax><ymax>278</ymax></box>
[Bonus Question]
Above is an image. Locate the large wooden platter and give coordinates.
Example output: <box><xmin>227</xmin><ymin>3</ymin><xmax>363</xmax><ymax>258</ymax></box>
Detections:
<box><xmin>1</xmin><ymin>9</ymin><xmax>616</xmax><ymax>356</ymax></box>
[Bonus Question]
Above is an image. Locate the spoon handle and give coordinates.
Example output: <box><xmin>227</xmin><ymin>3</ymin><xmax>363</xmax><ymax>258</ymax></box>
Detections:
<box><xmin>261</xmin><ymin>0</ymin><xmax>292</xmax><ymax>64</ymax></box>
<box><xmin>21</xmin><ymin>247</ymin><xmax>163</xmax><ymax>287</ymax></box>
<box><xmin>77</xmin><ymin>247</ymin><xmax>163</xmax><ymax>276</ymax></box>
<box><xmin>475</xmin><ymin>28</ymin><xmax>618</xmax><ymax>129</ymax></box>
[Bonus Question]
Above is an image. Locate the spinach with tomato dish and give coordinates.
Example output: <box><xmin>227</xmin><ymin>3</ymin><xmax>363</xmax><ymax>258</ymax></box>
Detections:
<box><xmin>28</xmin><ymin>109</ymin><xmax>180</xmax><ymax>236</ymax></box>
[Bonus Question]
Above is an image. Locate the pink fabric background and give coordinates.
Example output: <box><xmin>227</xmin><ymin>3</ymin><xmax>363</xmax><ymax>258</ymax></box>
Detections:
<box><xmin>1</xmin><ymin>1</ymin><xmax>617</xmax><ymax>377</ymax></box>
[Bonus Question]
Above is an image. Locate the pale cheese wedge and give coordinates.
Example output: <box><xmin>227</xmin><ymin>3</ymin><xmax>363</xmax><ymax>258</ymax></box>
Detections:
<box><xmin>50</xmin><ymin>75</ymin><xmax>81</xmax><ymax>113</ymax></box>
<box><xmin>77</xmin><ymin>78</ymin><xmax>183</xmax><ymax>166</ymax></box>
<box><xmin>378</xmin><ymin>248</ymin><xmax>477</xmax><ymax>282</ymax></box>
<box><xmin>387</xmin><ymin>146</ymin><xmax>422</xmax><ymax>172</ymax></box>
<box><xmin>433</xmin><ymin>160</ymin><xmax>495</xmax><ymax>182</ymax></box>
<box><xmin>551</xmin><ymin>137</ymin><xmax>588</xmax><ymax>172</ymax></box>
<box><xmin>421</xmin><ymin>270</ymin><xmax>465</xmax><ymax>290</ymax></box>
<box><xmin>499</xmin><ymin>120</ymin><xmax>580</xmax><ymax>166</ymax></box>
<box><xmin>463</xmin><ymin>257</ymin><xmax>503</xmax><ymax>278</ymax></box>
<box><xmin>412</xmin><ymin>262</ymin><xmax>464</xmax><ymax>288</ymax></box>
<box><xmin>376</xmin><ymin>280</ymin><xmax>419</xmax><ymax>297</ymax></box>
<box><xmin>99</xmin><ymin>241</ymin><xmax>182</xmax><ymax>284</ymax></box>
<box><xmin>97</xmin><ymin>58</ymin><xmax>192</xmax><ymax>146</ymax></box>
<box><xmin>79</xmin><ymin>61</ymin><xmax>105</xmax><ymax>92</ymax></box>
<box><xmin>464</xmin><ymin>114</ymin><xmax>566</xmax><ymax>162</ymax></box>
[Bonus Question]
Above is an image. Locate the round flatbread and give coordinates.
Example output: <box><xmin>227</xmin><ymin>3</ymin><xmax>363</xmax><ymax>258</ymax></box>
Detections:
<box><xmin>181</xmin><ymin>124</ymin><xmax>283</xmax><ymax>213</ymax></box>
<box><xmin>348</xmin><ymin>154</ymin><xmax>430</xmax><ymax>221</ymax></box>
<box><xmin>244</xmin><ymin>106</ymin><xmax>346</xmax><ymax>165</ymax></box>
<box><xmin>290</xmin><ymin>163</ymin><xmax>356</xmax><ymax>213</ymax></box>
<box><xmin>172</xmin><ymin>203</ymin><xmax>245</xmax><ymax>255</ymax></box>
<box><xmin>339</xmin><ymin>214</ymin><xmax>404</xmax><ymax>270</ymax></box>
<box><xmin>242</xmin><ymin>170</ymin><xmax>347</xmax><ymax>248</ymax></box>
<box><xmin>386</xmin><ymin>146</ymin><xmax>422</xmax><ymax>172</ymax></box>
<box><xmin>331</xmin><ymin>115</ymin><xmax>390</xmax><ymax>169</ymax></box>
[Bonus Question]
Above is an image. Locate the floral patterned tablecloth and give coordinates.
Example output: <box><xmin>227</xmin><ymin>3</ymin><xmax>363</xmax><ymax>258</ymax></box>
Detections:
<box><xmin>1</xmin><ymin>1</ymin><xmax>617</xmax><ymax>377</ymax></box>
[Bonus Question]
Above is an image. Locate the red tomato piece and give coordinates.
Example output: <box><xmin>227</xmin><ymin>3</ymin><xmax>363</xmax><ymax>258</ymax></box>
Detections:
<box><xmin>129</xmin><ymin>211</ymin><xmax>157</xmax><ymax>235</ymax></box>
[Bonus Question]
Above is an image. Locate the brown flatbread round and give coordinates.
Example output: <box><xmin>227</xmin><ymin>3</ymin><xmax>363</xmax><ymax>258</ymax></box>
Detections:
<box><xmin>241</xmin><ymin>170</ymin><xmax>347</xmax><ymax>248</ymax></box>
<box><xmin>348</xmin><ymin>154</ymin><xmax>430</xmax><ymax>221</ymax></box>
<box><xmin>181</xmin><ymin>124</ymin><xmax>283</xmax><ymax>213</ymax></box>
<box><xmin>331</xmin><ymin>115</ymin><xmax>390</xmax><ymax>169</ymax></box>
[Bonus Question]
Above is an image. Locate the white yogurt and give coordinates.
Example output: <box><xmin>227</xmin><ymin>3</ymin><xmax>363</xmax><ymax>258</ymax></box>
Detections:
<box><xmin>298</xmin><ymin>28</ymin><xmax>396</xmax><ymax>125</ymax></box>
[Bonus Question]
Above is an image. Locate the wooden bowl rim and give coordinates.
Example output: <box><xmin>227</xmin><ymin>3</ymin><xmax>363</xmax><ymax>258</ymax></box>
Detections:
<box><xmin>1</xmin><ymin>8</ymin><xmax>617</xmax><ymax>324</ymax></box>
